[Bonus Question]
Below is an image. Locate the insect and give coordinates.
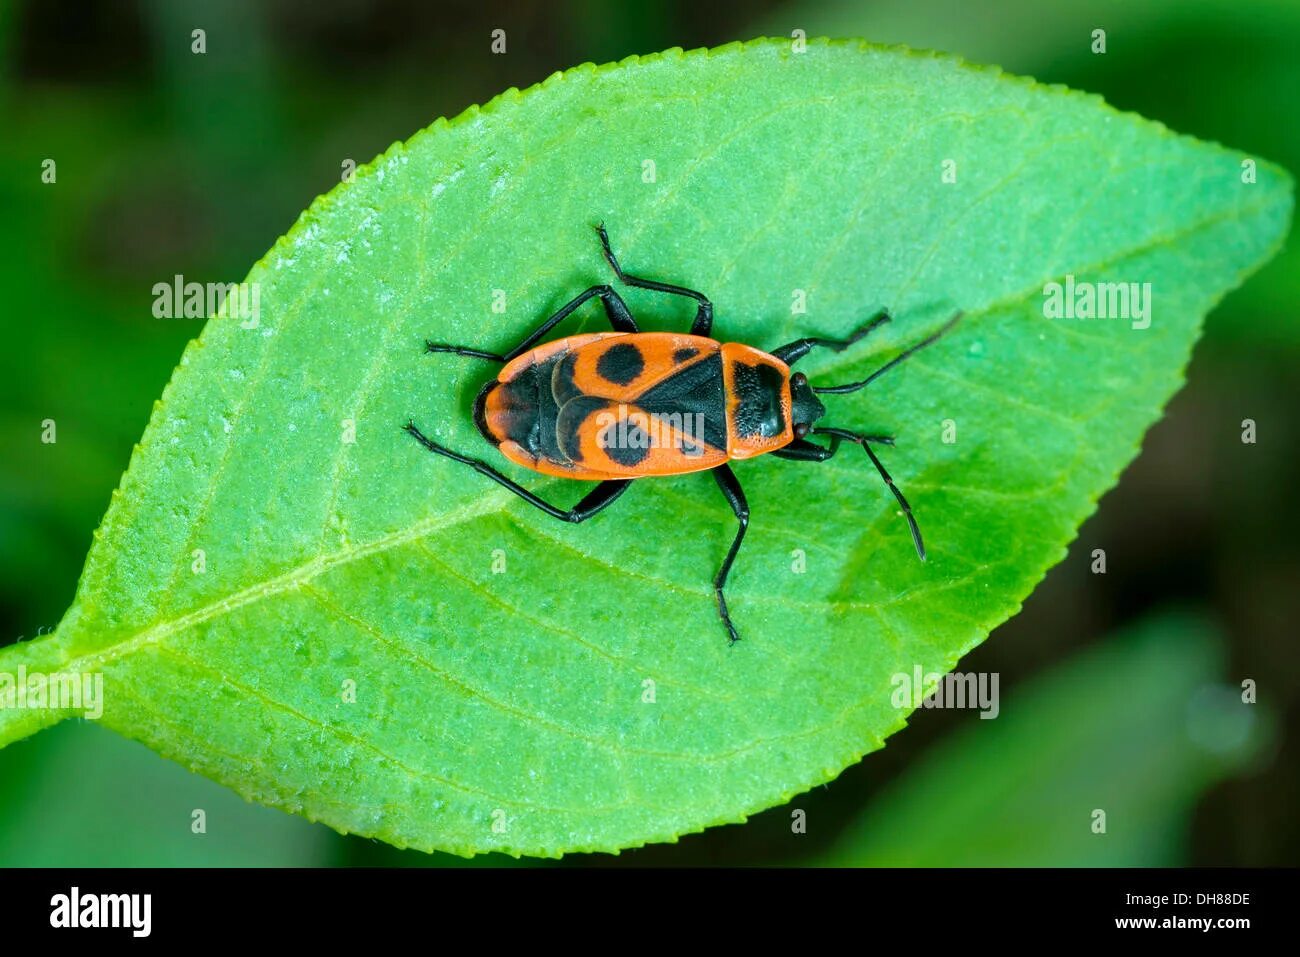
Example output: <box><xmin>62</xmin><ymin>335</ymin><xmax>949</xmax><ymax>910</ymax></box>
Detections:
<box><xmin>406</xmin><ymin>225</ymin><xmax>960</xmax><ymax>643</ymax></box>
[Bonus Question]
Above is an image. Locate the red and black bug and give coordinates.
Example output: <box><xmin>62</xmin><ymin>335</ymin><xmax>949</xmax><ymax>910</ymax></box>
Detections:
<box><xmin>406</xmin><ymin>225</ymin><xmax>959</xmax><ymax>643</ymax></box>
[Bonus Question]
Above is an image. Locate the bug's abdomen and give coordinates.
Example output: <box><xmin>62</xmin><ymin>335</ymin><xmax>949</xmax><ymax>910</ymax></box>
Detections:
<box><xmin>473</xmin><ymin>333</ymin><xmax>620</xmax><ymax>478</ymax></box>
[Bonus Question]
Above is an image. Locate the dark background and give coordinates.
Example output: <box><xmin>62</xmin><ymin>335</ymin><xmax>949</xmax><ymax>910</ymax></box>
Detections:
<box><xmin>0</xmin><ymin>0</ymin><xmax>1295</xmax><ymax>866</ymax></box>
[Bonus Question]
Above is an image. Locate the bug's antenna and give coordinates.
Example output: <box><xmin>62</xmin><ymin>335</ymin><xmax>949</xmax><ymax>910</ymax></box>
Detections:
<box><xmin>812</xmin><ymin>427</ymin><xmax>925</xmax><ymax>560</ymax></box>
<box><xmin>813</xmin><ymin>311</ymin><xmax>962</xmax><ymax>396</ymax></box>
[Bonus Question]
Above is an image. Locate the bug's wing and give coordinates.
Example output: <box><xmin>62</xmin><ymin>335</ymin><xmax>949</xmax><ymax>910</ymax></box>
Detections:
<box><xmin>555</xmin><ymin>395</ymin><xmax>728</xmax><ymax>477</ymax></box>
<box><xmin>552</xmin><ymin>333</ymin><xmax>722</xmax><ymax>405</ymax></box>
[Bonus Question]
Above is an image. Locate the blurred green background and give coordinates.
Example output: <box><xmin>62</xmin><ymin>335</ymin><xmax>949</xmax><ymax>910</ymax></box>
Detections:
<box><xmin>0</xmin><ymin>0</ymin><xmax>1295</xmax><ymax>866</ymax></box>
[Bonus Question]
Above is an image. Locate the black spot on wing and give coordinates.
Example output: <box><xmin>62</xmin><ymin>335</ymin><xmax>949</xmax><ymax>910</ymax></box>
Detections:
<box><xmin>636</xmin><ymin>351</ymin><xmax>728</xmax><ymax>450</ymax></box>
<box><xmin>732</xmin><ymin>361</ymin><xmax>786</xmax><ymax>438</ymax></box>
<box><xmin>599</xmin><ymin>420</ymin><xmax>651</xmax><ymax>467</ymax></box>
<box><xmin>672</xmin><ymin>347</ymin><xmax>700</xmax><ymax>364</ymax></box>
<box><xmin>595</xmin><ymin>341</ymin><xmax>644</xmax><ymax>385</ymax></box>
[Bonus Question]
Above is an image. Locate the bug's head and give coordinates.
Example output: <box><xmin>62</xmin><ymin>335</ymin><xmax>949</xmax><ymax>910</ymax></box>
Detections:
<box><xmin>789</xmin><ymin>372</ymin><xmax>826</xmax><ymax>438</ymax></box>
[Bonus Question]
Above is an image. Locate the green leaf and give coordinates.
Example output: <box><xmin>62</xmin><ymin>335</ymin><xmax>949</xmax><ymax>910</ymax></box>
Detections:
<box><xmin>809</xmin><ymin>612</ymin><xmax>1269</xmax><ymax>866</ymax></box>
<box><xmin>754</xmin><ymin>0</ymin><xmax>1300</xmax><ymax>352</ymax></box>
<box><xmin>0</xmin><ymin>38</ymin><xmax>1290</xmax><ymax>856</ymax></box>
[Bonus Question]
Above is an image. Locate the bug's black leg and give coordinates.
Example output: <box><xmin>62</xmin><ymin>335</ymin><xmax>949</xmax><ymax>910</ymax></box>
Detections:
<box><xmin>771</xmin><ymin>309</ymin><xmax>892</xmax><ymax>366</ymax></box>
<box><xmin>771</xmin><ymin>437</ymin><xmax>835</xmax><ymax>462</ymax></box>
<box><xmin>710</xmin><ymin>464</ymin><xmax>750</xmax><ymax>645</ymax></box>
<box><xmin>425</xmin><ymin>284</ymin><xmax>640</xmax><ymax>363</ymax></box>
<box><xmin>811</xmin><ymin>427</ymin><xmax>925</xmax><ymax>560</ymax></box>
<box><xmin>771</xmin><ymin>434</ymin><xmax>895</xmax><ymax>462</ymax></box>
<box><xmin>771</xmin><ymin>442</ymin><xmax>831</xmax><ymax>462</ymax></box>
<box><xmin>405</xmin><ymin>422</ymin><xmax>632</xmax><ymax>522</ymax></box>
<box><xmin>596</xmin><ymin>223</ymin><xmax>715</xmax><ymax>336</ymax></box>
<box><xmin>424</xmin><ymin>342</ymin><xmax>506</xmax><ymax>362</ymax></box>
<box><xmin>813</xmin><ymin>311</ymin><xmax>962</xmax><ymax>396</ymax></box>
<box><xmin>502</xmin><ymin>284</ymin><xmax>640</xmax><ymax>361</ymax></box>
